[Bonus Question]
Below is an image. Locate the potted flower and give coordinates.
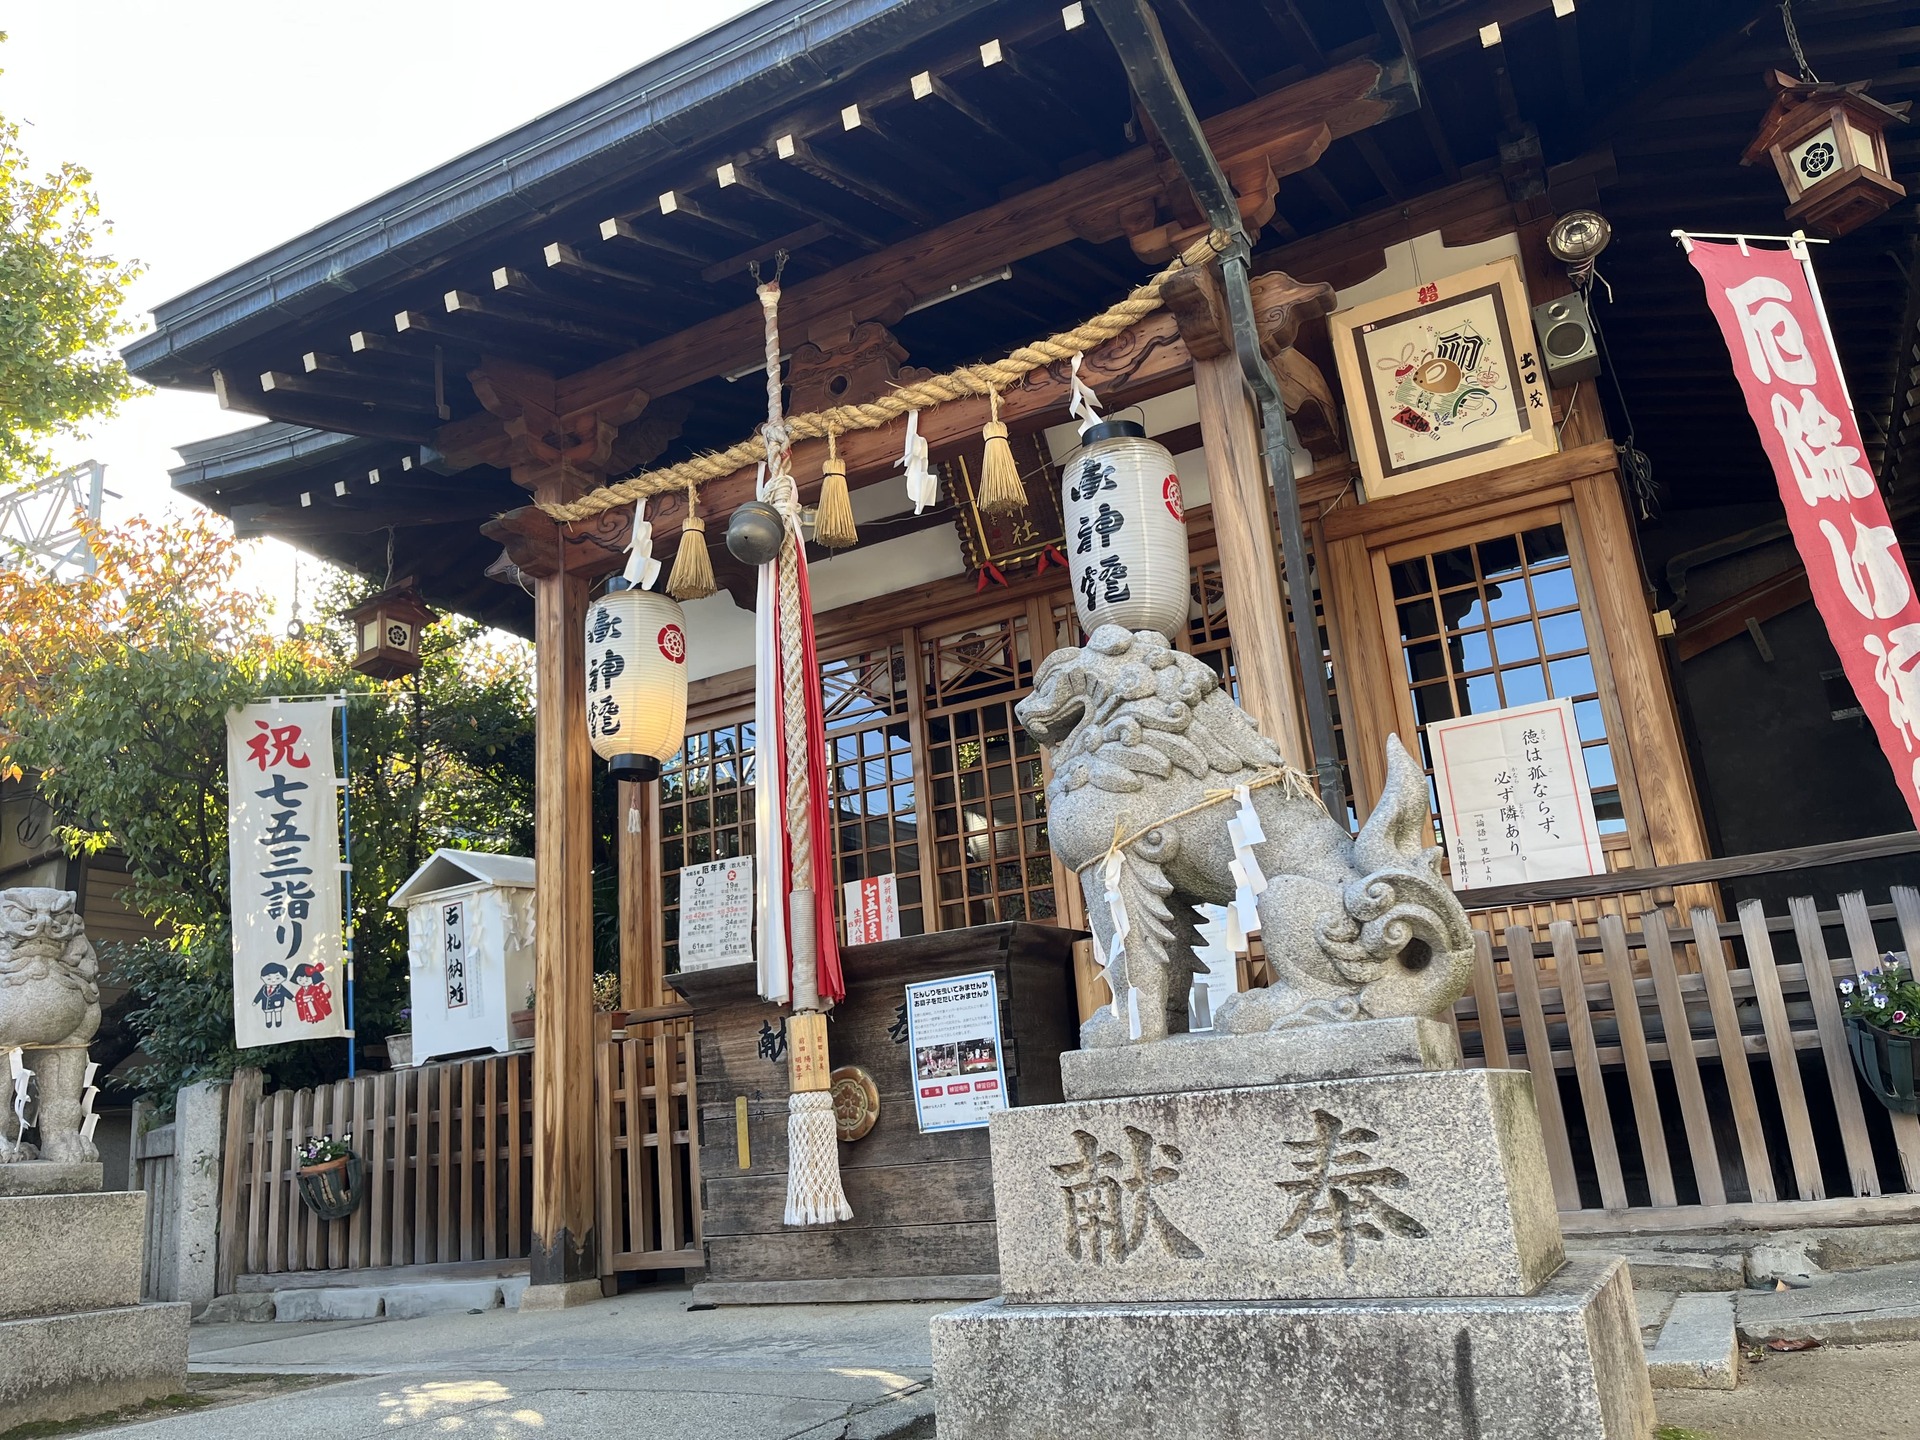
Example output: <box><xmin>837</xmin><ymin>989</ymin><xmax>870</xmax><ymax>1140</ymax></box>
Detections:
<box><xmin>1841</xmin><ymin>955</ymin><xmax>1920</xmax><ymax>1115</ymax></box>
<box><xmin>511</xmin><ymin>983</ymin><xmax>535</xmax><ymax>1046</ymax></box>
<box><xmin>296</xmin><ymin>1133</ymin><xmax>366</xmax><ymax>1219</ymax></box>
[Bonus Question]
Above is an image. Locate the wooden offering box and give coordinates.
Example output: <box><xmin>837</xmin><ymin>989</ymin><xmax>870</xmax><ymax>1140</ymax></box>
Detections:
<box><xmin>670</xmin><ymin>922</ymin><xmax>1083</xmax><ymax>1305</ymax></box>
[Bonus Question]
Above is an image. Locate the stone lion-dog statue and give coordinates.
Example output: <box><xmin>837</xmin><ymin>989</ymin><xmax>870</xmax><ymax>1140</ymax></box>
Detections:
<box><xmin>0</xmin><ymin>888</ymin><xmax>102</xmax><ymax>1163</ymax></box>
<box><xmin>1017</xmin><ymin>626</ymin><xmax>1473</xmax><ymax>1048</ymax></box>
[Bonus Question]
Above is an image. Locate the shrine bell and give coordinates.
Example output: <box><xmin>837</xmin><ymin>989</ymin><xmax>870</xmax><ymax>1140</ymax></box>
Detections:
<box><xmin>1743</xmin><ymin>69</ymin><xmax>1911</xmax><ymax>237</ymax></box>
<box><xmin>343</xmin><ymin>580</ymin><xmax>436</xmax><ymax>680</ymax></box>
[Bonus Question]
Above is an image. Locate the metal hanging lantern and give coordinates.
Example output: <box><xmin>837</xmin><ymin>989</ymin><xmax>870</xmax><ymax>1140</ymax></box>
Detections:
<box><xmin>1743</xmin><ymin>69</ymin><xmax>1910</xmax><ymax>237</ymax></box>
<box><xmin>584</xmin><ymin>578</ymin><xmax>688</xmax><ymax>782</ymax></box>
<box><xmin>726</xmin><ymin>499</ymin><xmax>786</xmax><ymax>566</ymax></box>
<box><xmin>1061</xmin><ymin>420</ymin><xmax>1190</xmax><ymax>639</ymax></box>
<box><xmin>342</xmin><ymin>580</ymin><xmax>435</xmax><ymax>680</ymax></box>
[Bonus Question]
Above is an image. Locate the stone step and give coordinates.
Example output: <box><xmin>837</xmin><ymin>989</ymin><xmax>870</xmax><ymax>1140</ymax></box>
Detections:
<box><xmin>1568</xmin><ymin>1247</ymin><xmax>1746</xmax><ymax>1293</ymax></box>
<box><xmin>0</xmin><ymin>1191</ymin><xmax>145</xmax><ymax>1323</ymax></box>
<box><xmin>1736</xmin><ymin>1257</ymin><xmax>1920</xmax><ymax>1345</ymax></box>
<box><xmin>1646</xmin><ymin>1292</ymin><xmax>1739</xmax><ymax>1390</ymax></box>
<box><xmin>264</xmin><ymin>1277</ymin><xmax>520</xmax><ymax>1322</ymax></box>
<box><xmin>0</xmin><ymin>1301</ymin><xmax>190</xmax><ymax>1430</ymax></box>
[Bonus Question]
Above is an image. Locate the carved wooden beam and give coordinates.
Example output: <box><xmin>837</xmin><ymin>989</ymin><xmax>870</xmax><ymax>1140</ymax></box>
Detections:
<box><xmin>480</xmin><ymin>268</ymin><xmax>1318</xmax><ymax>582</ymax></box>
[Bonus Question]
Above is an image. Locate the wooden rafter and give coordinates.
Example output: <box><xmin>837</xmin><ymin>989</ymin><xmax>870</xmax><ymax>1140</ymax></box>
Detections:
<box><xmin>773</xmin><ymin>131</ymin><xmax>938</xmax><ymax>227</ymax></box>
<box><xmin>554</xmin><ymin>58</ymin><xmax>1410</xmax><ymax>410</ymax></box>
<box><xmin>909</xmin><ymin>70</ymin><xmax>1054</xmax><ymax>180</ymax></box>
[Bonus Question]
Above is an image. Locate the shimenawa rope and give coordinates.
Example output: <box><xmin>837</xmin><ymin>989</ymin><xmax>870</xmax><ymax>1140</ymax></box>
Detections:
<box><xmin>534</xmin><ymin>229</ymin><xmax>1234</xmax><ymax>526</ymax></box>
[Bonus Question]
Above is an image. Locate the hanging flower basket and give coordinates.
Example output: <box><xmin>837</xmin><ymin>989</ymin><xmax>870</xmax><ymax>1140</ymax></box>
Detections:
<box><xmin>295</xmin><ymin>1135</ymin><xmax>365</xmax><ymax>1220</ymax></box>
<box><xmin>1840</xmin><ymin>958</ymin><xmax>1920</xmax><ymax>1115</ymax></box>
<box><xmin>1847</xmin><ymin>1019</ymin><xmax>1919</xmax><ymax>1115</ymax></box>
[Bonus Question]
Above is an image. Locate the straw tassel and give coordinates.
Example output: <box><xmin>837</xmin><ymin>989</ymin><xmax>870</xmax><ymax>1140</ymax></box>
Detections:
<box><xmin>667</xmin><ymin>483</ymin><xmax>717</xmax><ymax>601</ymax></box>
<box><xmin>813</xmin><ymin>431</ymin><xmax>858</xmax><ymax>550</ymax></box>
<box><xmin>977</xmin><ymin>388</ymin><xmax>1026</xmax><ymax>516</ymax></box>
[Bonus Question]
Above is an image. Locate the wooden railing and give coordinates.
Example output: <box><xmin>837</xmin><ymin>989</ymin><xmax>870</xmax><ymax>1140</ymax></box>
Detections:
<box><xmin>1449</xmin><ymin>878</ymin><xmax>1920</xmax><ymax>1231</ymax></box>
<box><xmin>215</xmin><ymin>1012</ymin><xmax>701</xmax><ymax>1289</ymax></box>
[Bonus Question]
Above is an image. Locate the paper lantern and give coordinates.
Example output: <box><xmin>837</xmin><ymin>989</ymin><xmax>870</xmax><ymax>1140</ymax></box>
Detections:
<box><xmin>1743</xmin><ymin>69</ymin><xmax>1910</xmax><ymax>238</ymax></box>
<box><xmin>342</xmin><ymin>580</ymin><xmax>435</xmax><ymax>680</ymax></box>
<box><xmin>1061</xmin><ymin>420</ymin><xmax>1190</xmax><ymax>639</ymax></box>
<box><xmin>583</xmin><ymin>579</ymin><xmax>688</xmax><ymax>781</ymax></box>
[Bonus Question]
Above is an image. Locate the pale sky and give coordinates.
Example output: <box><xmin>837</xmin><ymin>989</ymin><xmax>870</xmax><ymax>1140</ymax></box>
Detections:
<box><xmin>4</xmin><ymin>0</ymin><xmax>760</xmax><ymax>615</ymax></box>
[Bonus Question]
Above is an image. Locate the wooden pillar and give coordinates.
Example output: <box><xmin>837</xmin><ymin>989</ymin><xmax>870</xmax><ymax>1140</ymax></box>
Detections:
<box><xmin>528</xmin><ymin>502</ymin><xmax>598</xmax><ymax>1293</ymax></box>
<box><xmin>1164</xmin><ymin>264</ymin><xmax>1335</xmax><ymax>770</ymax></box>
<box><xmin>617</xmin><ymin>779</ymin><xmax>664</xmax><ymax>1011</ymax></box>
<box><xmin>1191</xmin><ymin>351</ymin><xmax>1309</xmax><ymax>768</ymax></box>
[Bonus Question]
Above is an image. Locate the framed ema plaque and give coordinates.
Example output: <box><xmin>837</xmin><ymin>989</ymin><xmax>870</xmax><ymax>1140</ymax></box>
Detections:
<box><xmin>1330</xmin><ymin>256</ymin><xmax>1558</xmax><ymax>501</ymax></box>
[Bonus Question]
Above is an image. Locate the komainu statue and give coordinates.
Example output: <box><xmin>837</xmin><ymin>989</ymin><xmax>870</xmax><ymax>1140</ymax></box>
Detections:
<box><xmin>1017</xmin><ymin>626</ymin><xmax>1473</xmax><ymax>1048</ymax></box>
<box><xmin>0</xmin><ymin>888</ymin><xmax>101</xmax><ymax>1163</ymax></box>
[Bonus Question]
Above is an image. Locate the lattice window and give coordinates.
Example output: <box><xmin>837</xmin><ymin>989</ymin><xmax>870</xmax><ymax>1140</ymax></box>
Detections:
<box><xmin>1389</xmin><ymin>522</ymin><xmax>1624</xmax><ymax>845</ymax></box>
<box><xmin>821</xmin><ymin>642</ymin><xmax>925</xmax><ymax>937</ymax></box>
<box><xmin>923</xmin><ymin>612</ymin><xmax>1056</xmax><ymax>929</ymax></box>
<box><xmin>658</xmin><ymin>719</ymin><xmax>755</xmax><ymax>973</ymax></box>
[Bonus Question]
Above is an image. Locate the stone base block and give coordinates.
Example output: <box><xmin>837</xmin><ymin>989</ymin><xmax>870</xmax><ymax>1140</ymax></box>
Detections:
<box><xmin>0</xmin><ymin>1191</ymin><xmax>145</xmax><ymax>1321</ymax></box>
<box><xmin>990</xmin><ymin>1067</ymin><xmax>1562</xmax><ymax>1303</ymax></box>
<box><xmin>516</xmin><ymin>1278</ymin><xmax>605</xmax><ymax>1312</ymax></box>
<box><xmin>931</xmin><ymin>1258</ymin><xmax>1653</xmax><ymax>1440</ymax></box>
<box><xmin>1061</xmin><ymin>1017</ymin><xmax>1460</xmax><ymax>1101</ymax></box>
<box><xmin>0</xmin><ymin>1161</ymin><xmax>103</xmax><ymax>1196</ymax></box>
<box><xmin>273</xmin><ymin>1285</ymin><xmax>384</xmax><ymax>1322</ymax></box>
<box><xmin>382</xmin><ymin>1280</ymin><xmax>502</xmax><ymax>1319</ymax></box>
<box><xmin>1646</xmin><ymin>1292</ymin><xmax>1738</xmax><ymax>1390</ymax></box>
<box><xmin>0</xmin><ymin>1301</ymin><xmax>190</xmax><ymax>1431</ymax></box>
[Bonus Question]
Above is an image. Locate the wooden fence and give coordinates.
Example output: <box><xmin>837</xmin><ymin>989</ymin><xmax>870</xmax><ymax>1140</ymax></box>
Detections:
<box><xmin>1451</xmin><ymin>882</ymin><xmax>1920</xmax><ymax>1231</ymax></box>
<box><xmin>134</xmin><ymin>1118</ymin><xmax>181</xmax><ymax>1300</ymax></box>
<box><xmin>215</xmin><ymin>1013</ymin><xmax>699</xmax><ymax>1290</ymax></box>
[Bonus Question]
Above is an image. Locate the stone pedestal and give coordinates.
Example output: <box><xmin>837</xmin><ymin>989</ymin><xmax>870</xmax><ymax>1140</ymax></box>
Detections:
<box><xmin>0</xmin><ymin>1169</ymin><xmax>189</xmax><ymax>1430</ymax></box>
<box><xmin>931</xmin><ymin>1039</ymin><xmax>1654</xmax><ymax>1439</ymax></box>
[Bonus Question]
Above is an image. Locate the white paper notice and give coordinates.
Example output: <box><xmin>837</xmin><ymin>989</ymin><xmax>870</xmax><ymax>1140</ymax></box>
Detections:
<box><xmin>678</xmin><ymin>856</ymin><xmax>755</xmax><ymax>970</ymax></box>
<box><xmin>904</xmin><ymin>971</ymin><xmax>1008</xmax><ymax>1133</ymax></box>
<box><xmin>1427</xmin><ymin>696</ymin><xmax>1606</xmax><ymax>890</ymax></box>
<box><xmin>842</xmin><ymin>874</ymin><xmax>901</xmax><ymax>945</ymax></box>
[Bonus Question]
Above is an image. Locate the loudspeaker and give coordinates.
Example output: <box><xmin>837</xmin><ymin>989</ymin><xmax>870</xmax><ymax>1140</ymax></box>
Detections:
<box><xmin>1531</xmin><ymin>293</ymin><xmax>1601</xmax><ymax>386</ymax></box>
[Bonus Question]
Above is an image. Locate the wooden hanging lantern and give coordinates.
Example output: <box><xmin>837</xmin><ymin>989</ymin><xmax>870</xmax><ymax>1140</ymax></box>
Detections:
<box><xmin>1742</xmin><ymin>69</ymin><xmax>1910</xmax><ymax>237</ymax></box>
<box><xmin>343</xmin><ymin>579</ymin><xmax>436</xmax><ymax>680</ymax></box>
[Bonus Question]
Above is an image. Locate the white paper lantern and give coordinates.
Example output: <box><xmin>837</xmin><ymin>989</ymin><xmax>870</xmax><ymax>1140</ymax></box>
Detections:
<box><xmin>1062</xmin><ymin>420</ymin><xmax>1190</xmax><ymax>639</ymax></box>
<box><xmin>583</xmin><ymin>580</ymin><xmax>688</xmax><ymax>781</ymax></box>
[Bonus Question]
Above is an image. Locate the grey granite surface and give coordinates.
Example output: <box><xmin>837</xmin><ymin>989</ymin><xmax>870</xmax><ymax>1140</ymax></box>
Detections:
<box><xmin>932</xmin><ymin>1258</ymin><xmax>1653</xmax><ymax>1440</ymax></box>
<box><xmin>990</xmin><ymin>1067</ymin><xmax>1563</xmax><ymax>1303</ymax></box>
<box><xmin>1061</xmin><ymin>1016</ymin><xmax>1460</xmax><ymax>1100</ymax></box>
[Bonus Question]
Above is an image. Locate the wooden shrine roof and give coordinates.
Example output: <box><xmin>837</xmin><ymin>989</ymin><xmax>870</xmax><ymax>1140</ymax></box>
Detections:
<box><xmin>134</xmin><ymin>0</ymin><xmax>1920</xmax><ymax>634</ymax></box>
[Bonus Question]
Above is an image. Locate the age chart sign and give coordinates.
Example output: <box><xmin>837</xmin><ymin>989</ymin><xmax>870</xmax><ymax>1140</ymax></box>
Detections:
<box><xmin>904</xmin><ymin>971</ymin><xmax>1008</xmax><ymax>1133</ymax></box>
<box><xmin>1687</xmin><ymin>236</ymin><xmax>1920</xmax><ymax>827</ymax></box>
<box><xmin>227</xmin><ymin>701</ymin><xmax>344</xmax><ymax>1049</ymax></box>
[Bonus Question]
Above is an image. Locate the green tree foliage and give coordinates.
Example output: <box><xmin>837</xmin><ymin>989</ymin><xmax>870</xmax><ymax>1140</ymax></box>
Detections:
<box><xmin>0</xmin><ymin>36</ymin><xmax>140</xmax><ymax>487</ymax></box>
<box><xmin>3</xmin><ymin>516</ymin><xmax>536</xmax><ymax>1102</ymax></box>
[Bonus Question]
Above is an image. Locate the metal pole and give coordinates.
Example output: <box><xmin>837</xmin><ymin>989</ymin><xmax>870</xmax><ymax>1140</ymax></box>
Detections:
<box><xmin>1086</xmin><ymin>0</ymin><xmax>1346</xmax><ymax>816</ymax></box>
<box><xmin>339</xmin><ymin>700</ymin><xmax>357</xmax><ymax>1079</ymax></box>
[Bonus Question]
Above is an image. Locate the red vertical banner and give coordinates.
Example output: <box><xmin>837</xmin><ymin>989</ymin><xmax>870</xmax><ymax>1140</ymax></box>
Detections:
<box><xmin>1687</xmin><ymin>237</ymin><xmax>1920</xmax><ymax>828</ymax></box>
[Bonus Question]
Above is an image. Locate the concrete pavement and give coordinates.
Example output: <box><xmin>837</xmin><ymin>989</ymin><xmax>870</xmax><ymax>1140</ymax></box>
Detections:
<box><xmin>77</xmin><ymin>1284</ymin><xmax>946</xmax><ymax>1439</ymax></box>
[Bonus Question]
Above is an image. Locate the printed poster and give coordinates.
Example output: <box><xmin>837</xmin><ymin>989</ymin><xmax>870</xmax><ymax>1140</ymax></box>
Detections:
<box><xmin>1427</xmin><ymin>697</ymin><xmax>1606</xmax><ymax>890</ymax></box>
<box><xmin>679</xmin><ymin>855</ymin><xmax>754</xmax><ymax>970</ymax></box>
<box><xmin>904</xmin><ymin>971</ymin><xmax>1008</xmax><ymax>1133</ymax></box>
<box><xmin>227</xmin><ymin>701</ymin><xmax>345</xmax><ymax>1048</ymax></box>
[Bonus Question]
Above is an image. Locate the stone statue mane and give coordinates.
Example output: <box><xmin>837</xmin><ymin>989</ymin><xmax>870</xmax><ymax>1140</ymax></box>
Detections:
<box><xmin>1017</xmin><ymin>625</ymin><xmax>1473</xmax><ymax>1047</ymax></box>
<box><xmin>0</xmin><ymin>888</ymin><xmax>102</xmax><ymax>1164</ymax></box>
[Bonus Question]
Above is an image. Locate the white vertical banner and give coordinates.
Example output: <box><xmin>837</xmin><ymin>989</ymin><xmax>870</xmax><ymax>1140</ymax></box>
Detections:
<box><xmin>228</xmin><ymin>701</ymin><xmax>346</xmax><ymax>1048</ymax></box>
